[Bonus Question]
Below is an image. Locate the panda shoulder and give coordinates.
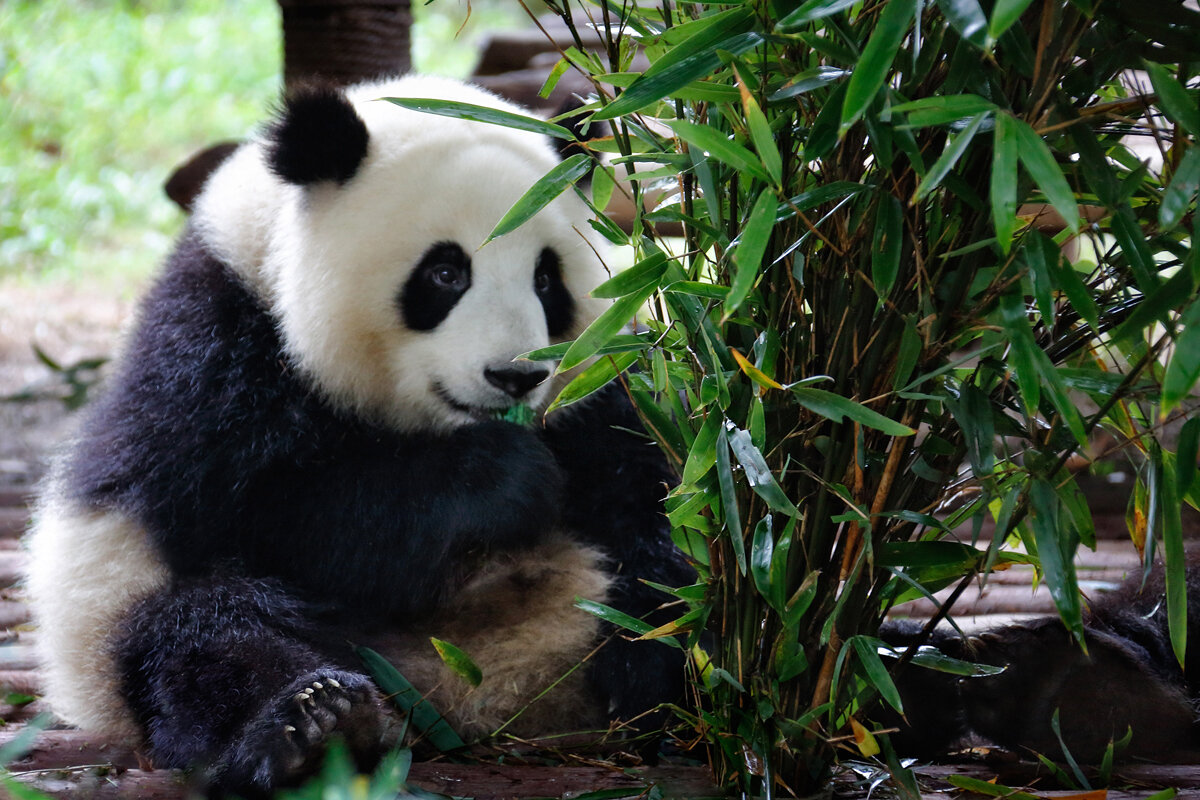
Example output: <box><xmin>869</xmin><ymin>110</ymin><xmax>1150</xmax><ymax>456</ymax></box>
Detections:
<box><xmin>187</xmin><ymin>143</ymin><xmax>287</xmax><ymax>295</ymax></box>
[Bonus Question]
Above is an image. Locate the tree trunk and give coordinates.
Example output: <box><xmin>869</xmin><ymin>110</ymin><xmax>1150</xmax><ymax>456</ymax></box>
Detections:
<box><xmin>277</xmin><ymin>0</ymin><xmax>412</xmax><ymax>88</ymax></box>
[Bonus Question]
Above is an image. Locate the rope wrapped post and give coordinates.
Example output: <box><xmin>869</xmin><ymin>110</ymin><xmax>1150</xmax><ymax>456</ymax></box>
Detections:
<box><xmin>277</xmin><ymin>0</ymin><xmax>412</xmax><ymax>88</ymax></box>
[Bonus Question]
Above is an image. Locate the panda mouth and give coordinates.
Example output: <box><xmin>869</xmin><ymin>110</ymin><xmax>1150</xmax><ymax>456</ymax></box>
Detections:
<box><xmin>433</xmin><ymin>383</ymin><xmax>502</xmax><ymax>421</ymax></box>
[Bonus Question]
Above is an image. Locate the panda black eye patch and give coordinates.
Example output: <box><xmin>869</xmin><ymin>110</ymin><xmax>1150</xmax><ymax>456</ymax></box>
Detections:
<box><xmin>534</xmin><ymin>248</ymin><xmax>575</xmax><ymax>338</ymax></box>
<box><xmin>400</xmin><ymin>242</ymin><xmax>472</xmax><ymax>331</ymax></box>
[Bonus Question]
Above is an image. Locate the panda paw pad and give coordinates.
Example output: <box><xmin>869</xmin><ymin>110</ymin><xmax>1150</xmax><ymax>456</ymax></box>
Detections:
<box><xmin>277</xmin><ymin>678</ymin><xmax>367</xmax><ymax>766</ymax></box>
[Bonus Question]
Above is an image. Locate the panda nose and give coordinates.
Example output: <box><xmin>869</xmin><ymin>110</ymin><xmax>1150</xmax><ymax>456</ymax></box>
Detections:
<box><xmin>485</xmin><ymin>365</ymin><xmax>549</xmax><ymax>398</ymax></box>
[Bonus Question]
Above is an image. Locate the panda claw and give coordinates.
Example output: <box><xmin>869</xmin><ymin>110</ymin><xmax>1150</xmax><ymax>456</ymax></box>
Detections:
<box><xmin>215</xmin><ymin>671</ymin><xmax>384</xmax><ymax>793</ymax></box>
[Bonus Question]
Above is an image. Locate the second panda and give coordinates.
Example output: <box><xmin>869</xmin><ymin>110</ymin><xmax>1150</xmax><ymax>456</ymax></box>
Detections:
<box><xmin>27</xmin><ymin>76</ymin><xmax>694</xmax><ymax>795</ymax></box>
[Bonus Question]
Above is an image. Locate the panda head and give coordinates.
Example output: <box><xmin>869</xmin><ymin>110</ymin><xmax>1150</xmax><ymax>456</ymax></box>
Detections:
<box><xmin>194</xmin><ymin>76</ymin><xmax>610</xmax><ymax>433</ymax></box>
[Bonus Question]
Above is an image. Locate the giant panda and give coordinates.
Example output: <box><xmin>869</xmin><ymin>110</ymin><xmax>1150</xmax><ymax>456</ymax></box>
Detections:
<box><xmin>881</xmin><ymin>551</ymin><xmax>1200</xmax><ymax>763</ymax></box>
<box><xmin>26</xmin><ymin>75</ymin><xmax>693</xmax><ymax>795</ymax></box>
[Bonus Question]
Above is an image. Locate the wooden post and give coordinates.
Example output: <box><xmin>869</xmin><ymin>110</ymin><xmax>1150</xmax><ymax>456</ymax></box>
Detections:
<box><xmin>277</xmin><ymin>0</ymin><xmax>412</xmax><ymax>88</ymax></box>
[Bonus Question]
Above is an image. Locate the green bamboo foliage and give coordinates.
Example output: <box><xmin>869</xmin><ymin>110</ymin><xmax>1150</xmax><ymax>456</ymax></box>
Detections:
<box><xmin>466</xmin><ymin>0</ymin><xmax>1199</xmax><ymax>793</ymax></box>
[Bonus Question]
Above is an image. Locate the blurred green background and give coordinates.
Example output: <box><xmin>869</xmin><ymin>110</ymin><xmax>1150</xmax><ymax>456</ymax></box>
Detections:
<box><xmin>0</xmin><ymin>0</ymin><xmax>527</xmax><ymax>289</ymax></box>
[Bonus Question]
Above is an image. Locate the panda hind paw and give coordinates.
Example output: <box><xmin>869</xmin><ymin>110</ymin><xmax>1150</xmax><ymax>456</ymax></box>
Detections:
<box><xmin>215</xmin><ymin>670</ymin><xmax>385</xmax><ymax>795</ymax></box>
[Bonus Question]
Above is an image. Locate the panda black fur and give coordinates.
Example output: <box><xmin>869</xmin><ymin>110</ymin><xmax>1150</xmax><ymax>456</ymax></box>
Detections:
<box><xmin>27</xmin><ymin>76</ymin><xmax>693</xmax><ymax>795</ymax></box>
<box><xmin>881</xmin><ymin>551</ymin><xmax>1200</xmax><ymax>763</ymax></box>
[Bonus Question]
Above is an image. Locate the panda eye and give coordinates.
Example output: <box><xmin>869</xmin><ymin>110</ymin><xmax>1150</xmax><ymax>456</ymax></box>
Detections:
<box><xmin>400</xmin><ymin>242</ymin><xmax>472</xmax><ymax>331</ymax></box>
<box><xmin>533</xmin><ymin>266</ymin><xmax>552</xmax><ymax>295</ymax></box>
<box><xmin>534</xmin><ymin>247</ymin><xmax>574</xmax><ymax>338</ymax></box>
<box><xmin>430</xmin><ymin>263</ymin><xmax>467</xmax><ymax>291</ymax></box>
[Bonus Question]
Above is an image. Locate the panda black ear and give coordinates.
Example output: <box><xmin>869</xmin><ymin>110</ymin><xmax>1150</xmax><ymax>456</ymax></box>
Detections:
<box><xmin>267</xmin><ymin>85</ymin><xmax>369</xmax><ymax>186</ymax></box>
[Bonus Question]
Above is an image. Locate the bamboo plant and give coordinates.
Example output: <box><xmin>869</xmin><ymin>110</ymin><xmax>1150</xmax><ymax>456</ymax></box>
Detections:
<box><xmin>403</xmin><ymin>0</ymin><xmax>1200</xmax><ymax>792</ymax></box>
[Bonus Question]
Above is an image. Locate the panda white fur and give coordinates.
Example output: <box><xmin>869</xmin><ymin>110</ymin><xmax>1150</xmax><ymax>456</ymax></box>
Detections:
<box><xmin>26</xmin><ymin>75</ymin><xmax>692</xmax><ymax>795</ymax></box>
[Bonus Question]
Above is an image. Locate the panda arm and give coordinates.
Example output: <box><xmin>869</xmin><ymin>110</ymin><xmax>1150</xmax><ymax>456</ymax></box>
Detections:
<box><xmin>542</xmin><ymin>383</ymin><xmax>695</xmax><ymax>722</ymax></box>
<box><xmin>233</xmin><ymin>421</ymin><xmax>565</xmax><ymax>615</ymax></box>
<box><xmin>541</xmin><ymin>382</ymin><xmax>693</xmax><ymax>593</ymax></box>
<box><xmin>68</xmin><ymin>231</ymin><xmax>563</xmax><ymax>617</ymax></box>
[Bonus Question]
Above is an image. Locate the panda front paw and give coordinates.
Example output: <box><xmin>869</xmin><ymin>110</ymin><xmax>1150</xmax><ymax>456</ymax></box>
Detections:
<box><xmin>213</xmin><ymin>670</ymin><xmax>384</xmax><ymax>796</ymax></box>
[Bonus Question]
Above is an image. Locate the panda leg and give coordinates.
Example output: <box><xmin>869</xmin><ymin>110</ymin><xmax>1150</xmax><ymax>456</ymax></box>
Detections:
<box><xmin>113</xmin><ymin>575</ymin><xmax>386</xmax><ymax>796</ymax></box>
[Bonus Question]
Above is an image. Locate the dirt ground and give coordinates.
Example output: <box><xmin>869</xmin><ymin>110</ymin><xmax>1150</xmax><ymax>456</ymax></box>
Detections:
<box><xmin>0</xmin><ymin>279</ymin><xmax>138</xmax><ymax>495</ymax></box>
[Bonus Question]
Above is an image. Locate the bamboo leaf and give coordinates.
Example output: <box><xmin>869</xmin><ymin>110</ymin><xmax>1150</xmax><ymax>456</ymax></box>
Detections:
<box><xmin>728</xmin><ymin>426</ymin><xmax>800</xmax><ymax>515</ymax></box>
<box><xmin>666</xmin><ymin>280</ymin><xmax>730</xmax><ymax>300</ymax></box>
<box><xmin>358</xmin><ymin>647</ymin><xmax>466</xmax><ymax>751</ymax></box>
<box><xmin>879</xmin><ymin>540</ymin><xmax>985</xmax><ymax>568</ymax></box>
<box><xmin>784</xmin><ymin>571</ymin><xmax>820</xmax><ymax>629</ymax></box>
<box><xmin>1009</xmin><ymin>116</ymin><xmax>1081</xmax><ymax>233</ymax></box>
<box><xmin>682</xmin><ymin>412</ymin><xmax>722</xmax><ymax>485</ymax></box>
<box><xmin>591</xmin><ymin>163</ymin><xmax>617</xmax><ymax>215</ymax></box>
<box><xmin>590</xmin><ymin>252</ymin><xmax>669</xmax><ymax>298</ymax></box>
<box><xmin>716</xmin><ymin>422</ymin><xmax>746</xmax><ymax>575</ymax></box>
<box><xmin>850</xmin><ymin>717</ymin><xmax>881</xmax><ymax>758</ymax></box>
<box><xmin>769</xmin><ymin>66</ymin><xmax>851</xmax><ymax>100</ymax></box>
<box><xmin>430</xmin><ymin>638</ymin><xmax>483</xmax><ymax>688</ymax></box>
<box><xmin>780</xmin><ymin>181</ymin><xmax>869</xmax><ymax>219</ymax></box>
<box><xmin>726</xmin><ymin>191</ymin><xmax>778</xmax><ymax>316</ymax></box>
<box><xmin>751</xmin><ymin>515</ymin><xmax>775</xmax><ymax>603</ymax></box>
<box><xmin>948</xmin><ymin>383</ymin><xmax>995</xmax><ymax>479</ymax></box>
<box><xmin>381</xmin><ymin>97</ymin><xmax>575</xmax><ymax>140</ymax></box>
<box><xmin>914</xmin><ymin>112</ymin><xmax>988</xmax><ymax>201</ymax></box>
<box><xmin>769</xmin><ymin>515</ymin><xmax>797</xmax><ymax>613</ymax></box>
<box><xmin>906</xmin><ymin>647</ymin><xmax>1005</xmax><ymax>676</ymax></box>
<box><xmin>947</xmin><ymin>776</ymin><xmax>1040</xmax><ymax>800</ymax></box>
<box><xmin>893</xmin><ymin>317</ymin><xmax>922</xmax><ymax>392</ymax></box>
<box><xmin>546</xmin><ymin>352</ymin><xmax>638</xmax><ymax>414</ymax></box>
<box><xmin>1024</xmin><ymin>232</ymin><xmax>1058</xmax><ymax>326</ymax></box>
<box><xmin>791</xmin><ymin>387</ymin><xmax>916</xmax><ymax>435</ymax></box>
<box><xmin>1163</xmin><ymin>301</ymin><xmax>1200</xmax><ymax>412</ymax></box>
<box><xmin>667</xmin><ymin>119</ymin><xmax>771</xmax><ymax>183</ymax></box>
<box><xmin>936</xmin><ymin>0</ymin><xmax>989</xmax><ymax>49</ymax></box>
<box><xmin>1158</xmin><ymin>448</ymin><xmax>1188</xmax><ymax>667</ymax></box>
<box><xmin>777</xmin><ymin>0</ymin><xmax>860</xmax><ymax>29</ymax></box>
<box><xmin>996</xmin><ymin>291</ymin><xmax>1086</xmax><ymax>446</ymax></box>
<box><xmin>1177</xmin><ymin>417</ymin><xmax>1200</xmax><ymax>497</ymax></box>
<box><xmin>1052</xmin><ymin>251</ymin><xmax>1101</xmax><ymax>332</ymax></box>
<box><xmin>892</xmin><ymin>94</ymin><xmax>998</xmax><ymax>127</ymax></box>
<box><xmin>1029</xmin><ymin>480</ymin><xmax>1084</xmax><ymax>644</ymax></box>
<box><xmin>638</xmin><ymin>607</ymin><xmax>707</xmax><ymax>642</ymax></box>
<box><xmin>520</xmin><ymin>334</ymin><xmax>652</xmax><ymax>363</ymax></box>
<box><xmin>850</xmin><ymin>636</ymin><xmax>903</xmax><ymax>713</ymax></box>
<box><xmin>988</xmin><ymin>0</ymin><xmax>1036</xmax><ymax>41</ymax></box>
<box><xmin>1111</xmin><ymin>203</ymin><xmax>1160</xmax><ymax>291</ymax></box>
<box><xmin>574</xmin><ymin>597</ymin><xmax>657</xmax><ymax>636</ymax></box>
<box><xmin>1160</xmin><ymin>146</ymin><xmax>1200</xmax><ymax>231</ymax></box>
<box><xmin>841</xmin><ymin>0</ymin><xmax>918</xmax><ymax>133</ymax></box>
<box><xmin>743</xmin><ymin>89</ymin><xmax>783</xmax><ymax>186</ymax></box>
<box><xmin>1112</xmin><ymin>262</ymin><xmax>1196</xmax><ymax>344</ymax></box>
<box><xmin>992</xmin><ymin>113</ymin><xmax>1019</xmax><ymax>252</ymax></box>
<box><xmin>558</xmin><ymin>283</ymin><xmax>656</xmax><ymax>372</ymax></box>
<box><xmin>594</xmin><ymin>15</ymin><xmax>761</xmax><ymax>120</ymax></box>
<box><xmin>539</xmin><ymin>57</ymin><xmax>572</xmax><ymax>99</ymax></box>
<box><xmin>999</xmin><ymin>292</ymin><xmax>1042</xmax><ymax>413</ymax></box>
<box><xmin>808</xmin><ymin>81</ymin><xmax>847</xmax><ymax>159</ymax></box>
<box><xmin>871</xmin><ymin>193</ymin><xmax>903</xmax><ymax>299</ymax></box>
<box><xmin>0</xmin><ymin>714</ymin><xmax>50</xmax><ymax>767</ymax></box>
<box><xmin>732</xmin><ymin>348</ymin><xmax>784</xmax><ymax>390</ymax></box>
<box><xmin>1144</xmin><ymin>61</ymin><xmax>1200</xmax><ymax>137</ymax></box>
<box><xmin>484</xmin><ymin>154</ymin><xmax>592</xmax><ymax>244</ymax></box>
<box><xmin>597</xmin><ymin>71</ymin><xmax>743</xmax><ymax>103</ymax></box>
